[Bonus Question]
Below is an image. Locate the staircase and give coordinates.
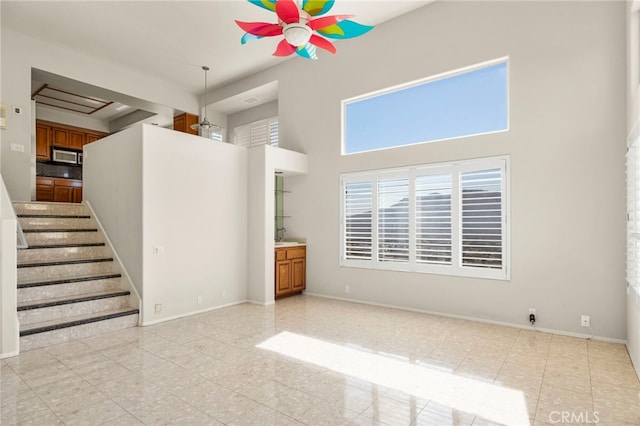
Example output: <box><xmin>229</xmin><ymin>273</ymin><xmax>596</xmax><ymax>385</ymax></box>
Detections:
<box><xmin>13</xmin><ymin>201</ymin><xmax>139</xmax><ymax>352</ymax></box>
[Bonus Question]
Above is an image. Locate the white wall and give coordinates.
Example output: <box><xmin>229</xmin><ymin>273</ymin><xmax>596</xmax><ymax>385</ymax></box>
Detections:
<box><xmin>36</xmin><ymin>105</ymin><xmax>110</xmax><ymax>133</ymax></box>
<box><xmin>0</xmin><ymin>28</ymin><xmax>198</xmax><ymax>201</ymax></box>
<box><xmin>224</xmin><ymin>1</ymin><xmax>628</xmax><ymax>340</ymax></box>
<box><xmin>83</xmin><ymin>126</ymin><xmax>144</xmax><ymax>295</ymax></box>
<box><xmin>227</xmin><ymin>101</ymin><xmax>279</xmax><ymax>140</ymax></box>
<box><xmin>627</xmin><ymin>1</ymin><xmax>640</xmax><ymax>378</ymax></box>
<box><xmin>0</xmin><ymin>178</ymin><xmax>18</xmax><ymax>358</ymax></box>
<box><xmin>247</xmin><ymin>145</ymin><xmax>308</xmax><ymax>305</ymax></box>
<box><xmin>85</xmin><ymin>124</ymin><xmax>248</xmax><ymax>324</ymax></box>
<box><xmin>141</xmin><ymin>125</ymin><xmax>247</xmax><ymax>323</ymax></box>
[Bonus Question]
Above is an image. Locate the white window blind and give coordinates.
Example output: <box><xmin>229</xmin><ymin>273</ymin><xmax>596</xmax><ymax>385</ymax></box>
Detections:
<box><xmin>461</xmin><ymin>168</ymin><xmax>504</xmax><ymax>270</ymax></box>
<box><xmin>627</xmin><ymin>124</ymin><xmax>640</xmax><ymax>304</ymax></box>
<box><xmin>378</xmin><ymin>176</ymin><xmax>410</xmax><ymax>263</ymax></box>
<box><xmin>344</xmin><ymin>181</ymin><xmax>373</xmax><ymax>261</ymax></box>
<box><xmin>341</xmin><ymin>157</ymin><xmax>509</xmax><ymax>280</ymax></box>
<box><xmin>416</xmin><ymin>173</ymin><xmax>452</xmax><ymax>266</ymax></box>
<box><xmin>233</xmin><ymin>117</ymin><xmax>279</xmax><ymax>148</ymax></box>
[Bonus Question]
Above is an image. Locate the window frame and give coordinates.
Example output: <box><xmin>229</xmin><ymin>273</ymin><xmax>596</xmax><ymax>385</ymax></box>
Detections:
<box><xmin>340</xmin><ymin>156</ymin><xmax>510</xmax><ymax>281</ymax></box>
<box><xmin>341</xmin><ymin>57</ymin><xmax>509</xmax><ymax>155</ymax></box>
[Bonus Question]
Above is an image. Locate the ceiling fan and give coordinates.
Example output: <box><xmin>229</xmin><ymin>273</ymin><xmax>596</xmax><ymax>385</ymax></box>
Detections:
<box><xmin>235</xmin><ymin>0</ymin><xmax>374</xmax><ymax>60</ymax></box>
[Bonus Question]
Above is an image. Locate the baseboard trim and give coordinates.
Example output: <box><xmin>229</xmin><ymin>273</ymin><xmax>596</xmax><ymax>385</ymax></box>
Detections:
<box><xmin>141</xmin><ymin>300</ymin><xmax>248</xmax><ymax>326</ymax></box>
<box><xmin>0</xmin><ymin>350</ymin><xmax>20</xmax><ymax>359</ymax></box>
<box><xmin>303</xmin><ymin>292</ymin><xmax>627</xmax><ymax>345</ymax></box>
<box><xmin>248</xmin><ymin>299</ymin><xmax>275</xmax><ymax>306</ymax></box>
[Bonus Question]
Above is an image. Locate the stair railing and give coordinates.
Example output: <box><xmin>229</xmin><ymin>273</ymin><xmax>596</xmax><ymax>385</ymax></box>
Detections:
<box><xmin>16</xmin><ymin>221</ymin><xmax>27</xmax><ymax>249</ymax></box>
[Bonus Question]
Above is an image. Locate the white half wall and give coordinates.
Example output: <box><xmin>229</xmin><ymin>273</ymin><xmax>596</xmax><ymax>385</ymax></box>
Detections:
<box><xmin>628</xmin><ymin>2</ymin><xmax>640</xmax><ymax>378</ymax></box>
<box><xmin>224</xmin><ymin>1</ymin><xmax>627</xmax><ymax>340</ymax></box>
<box><xmin>85</xmin><ymin>125</ymin><xmax>249</xmax><ymax>324</ymax></box>
<box><xmin>83</xmin><ymin>126</ymin><xmax>144</xmax><ymax>296</ymax></box>
<box><xmin>0</xmin><ymin>177</ymin><xmax>19</xmax><ymax>358</ymax></box>
<box><xmin>141</xmin><ymin>125</ymin><xmax>248</xmax><ymax>323</ymax></box>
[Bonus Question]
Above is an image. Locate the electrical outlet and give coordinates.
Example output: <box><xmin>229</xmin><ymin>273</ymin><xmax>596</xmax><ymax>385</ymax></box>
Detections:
<box><xmin>529</xmin><ymin>308</ymin><xmax>536</xmax><ymax>316</ymax></box>
<box><xmin>12</xmin><ymin>106</ymin><xmax>22</xmax><ymax>115</ymax></box>
<box><xmin>197</xmin><ymin>295</ymin><xmax>203</xmax><ymax>305</ymax></box>
<box><xmin>345</xmin><ymin>285</ymin><xmax>350</xmax><ymax>294</ymax></box>
<box><xmin>581</xmin><ymin>315</ymin><xmax>590</xmax><ymax>327</ymax></box>
<box><xmin>10</xmin><ymin>143</ymin><xmax>24</xmax><ymax>153</ymax></box>
<box><xmin>153</xmin><ymin>245</ymin><xmax>164</xmax><ymax>256</ymax></box>
<box><xmin>155</xmin><ymin>303</ymin><xmax>162</xmax><ymax>314</ymax></box>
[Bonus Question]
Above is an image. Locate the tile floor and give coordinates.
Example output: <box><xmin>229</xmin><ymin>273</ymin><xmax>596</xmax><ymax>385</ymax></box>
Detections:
<box><xmin>1</xmin><ymin>295</ymin><xmax>639</xmax><ymax>426</ymax></box>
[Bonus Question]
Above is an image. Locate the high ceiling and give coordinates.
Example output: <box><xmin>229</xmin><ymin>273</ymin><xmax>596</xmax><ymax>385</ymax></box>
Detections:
<box><xmin>2</xmin><ymin>1</ymin><xmax>433</xmax><ymax>95</ymax></box>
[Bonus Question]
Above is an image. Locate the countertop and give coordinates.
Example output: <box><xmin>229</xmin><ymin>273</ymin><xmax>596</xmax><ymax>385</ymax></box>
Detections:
<box><xmin>274</xmin><ymin>242</ymin><xmax>306</xmax><ymax>248</ymax></box>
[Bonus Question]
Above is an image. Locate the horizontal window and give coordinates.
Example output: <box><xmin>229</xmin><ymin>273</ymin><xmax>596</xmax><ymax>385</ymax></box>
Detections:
<box><xmin>342</xmin><ymin>59</ymin><xmax>508</xmax><ymax>154</ymax></box>
<box><xmin>340</xmin><ymin>157</ymin><xmax>510</xmax><ymax>280</ymax></box>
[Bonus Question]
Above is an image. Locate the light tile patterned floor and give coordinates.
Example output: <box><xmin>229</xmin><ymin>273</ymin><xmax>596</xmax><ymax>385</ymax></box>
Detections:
<box><xmin>1</xmin><ymin>295</ymin><xmax>639</xmax><ymax>425</ymax></box>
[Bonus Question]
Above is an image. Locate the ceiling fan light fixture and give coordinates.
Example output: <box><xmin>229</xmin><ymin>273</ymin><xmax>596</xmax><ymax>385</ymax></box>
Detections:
<box><xmin>283</xmin><ymin>23</ymin><xmax>312</xmax><ymax>47</ymax></box>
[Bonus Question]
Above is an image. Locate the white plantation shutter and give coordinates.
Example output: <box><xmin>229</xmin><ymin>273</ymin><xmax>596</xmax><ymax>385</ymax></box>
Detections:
<box><xmin>460</xmin><ymin>168</ymin><xmax>504</xmax><ymax>270</ymax></box>
<box><xmin>378</xmin><ymin>176</ymin><xmax>410</xmax><ymax>263</ymax></box>
<box><xmin>233</xmin><ymin>117</ymin><xmax>279</xmax><ymax>147</ymax></box>
<box><xmin>416</xmin><ymin>173</ymin><xmax>452</xmax><ymax>265</ymax></box>
<box><xmin>343</xmin><ymin>181</ymin><xmax>373</xmax><ymax>261</ymax></box>
<box><xmin>341</xmin><ymin>157</ymin><xmax>509</xmax><ymax>280</ymax></box>
<box><xmin>628</xmin><ymin>125</ymin><xmax>640</xmax><ymax>303</ymax></box>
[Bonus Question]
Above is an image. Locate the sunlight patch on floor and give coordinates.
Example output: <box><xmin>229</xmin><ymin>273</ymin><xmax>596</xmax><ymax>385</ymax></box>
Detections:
<box><xmin>257</xmin><ymin>331</ymin><xmax>529</xmax><ymax>425</ymax></box>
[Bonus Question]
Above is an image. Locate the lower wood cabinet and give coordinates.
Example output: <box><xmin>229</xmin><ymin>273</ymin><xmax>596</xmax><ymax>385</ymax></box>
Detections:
<box><xmin>36</xmin><ymin>177</ymin><xmax>82</xmax><ymax>203</ymax></box>
<box><xmin>275</xmin><ymin>246</ymin><xmax>306</xmax><ymax>299</ymax></box>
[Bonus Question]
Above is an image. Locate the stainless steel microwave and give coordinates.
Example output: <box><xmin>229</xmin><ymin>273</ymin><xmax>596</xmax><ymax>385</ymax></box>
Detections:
<box><xmin>51</xmin><ymin>148</ymin><xmax>79</xmax><ymax>165</ymax></box>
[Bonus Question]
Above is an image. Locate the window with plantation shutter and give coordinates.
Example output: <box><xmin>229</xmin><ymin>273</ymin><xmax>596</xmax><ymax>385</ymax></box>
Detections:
<box><xmin>233</xmin><ymin>117</ymin><xmax>279</xmax><ymax>148</ymax></box>
<box><xmin>461</xmin><ymin>168</ymin><xmax>503</xmax><ymax>269</ymax></box>
<box><xmin>378</xmin><ymin>176</ymin><xmax>410</xmax><ymax>263</ymax></box>
<box><xmin>341</xmin><ymin>156</ymin><xmax>509</xmax><ymax>280</ymax></box>
<box><xmin>416</xmin><ymin>173</ymin><xmax>452</xmax><ymax>266</ymax></box>
<box><xmin>344</xmin><ymin>181</ymin><xmax>373</xmax><ymax>261</ymax></box>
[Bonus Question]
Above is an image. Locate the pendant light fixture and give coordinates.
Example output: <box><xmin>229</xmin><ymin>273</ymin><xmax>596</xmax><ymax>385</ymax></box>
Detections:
<box><xmin>191</xmin><ymin>65</ymin><xmax>222</xmax><ymax>134</ymax></box>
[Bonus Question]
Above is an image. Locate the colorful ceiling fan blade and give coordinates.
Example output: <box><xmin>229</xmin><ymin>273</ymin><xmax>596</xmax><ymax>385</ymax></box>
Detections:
<box><xmin>295</xmin><ymin>44</ymin><xmax>318</xmax><ymax>59</ymax></box>
<box><xmin>235</xmin><ymin>21</ymin><xmax>283</xmax><ymax>37</ymax></box>
<box><xmin>302</xmin><ymin>0</ymin><xmax>335</xmax><ymax>16</ymax></box>
<box><xmin>248</xmin><ymin>0</ymin><xmax>276</xmax><ymax>12</ymax></box>
<box><xmin>240</xmin><ymin>33</ymin><xmax>263</xmax><ymax>44</ymax></box>
<box><xmin>308</xmin><ymin>34</ymin><xmax>336</xmax><ymax>54</ymax></box>
<box><xmin>307</xmin><ymin>15</ymin><xmax>353</xmax><ymax>31</ymax></box>
<box><xmin>275</xmin><ymin>0</ymin><xmax>300</xmax><ymax>24</ymax></box>
<box><xmin>317</xmin><ymin>20</ymin><xmax>374</xmax><ymax>39</ymax></box>
<box><xmin>273</xmin><ymin>39</ymin><xmax>297</xmax><ymax>56</ymax></box>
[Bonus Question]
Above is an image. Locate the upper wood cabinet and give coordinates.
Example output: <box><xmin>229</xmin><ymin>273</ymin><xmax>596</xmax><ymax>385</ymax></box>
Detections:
<box><xmin>68</xmin><ymin>130</ymin><xmax>85</xmax><ymax>150</ymax></box>
<box><xmin>35</xmin><ymin>124</ymin><xmax>51</xmax><ymax>161</ymax></box>
<box><xmin>85</xmin><ymin>133</ymin><xmax>103</xmax><ymax>144</ymax></box>
<box><xmin>52</xmin><ymin>127</ymin><xmax>69</xmax><ymax>148</ymax></box>
<box><xmin>36</xmin><ymin>120</ymin><xmax>109</xmax><ymax>159</ymax></box>
<box><xmin>173</xmin><ymin>113</ymin><xmax>199</xmax><ymax>135</ymax></box>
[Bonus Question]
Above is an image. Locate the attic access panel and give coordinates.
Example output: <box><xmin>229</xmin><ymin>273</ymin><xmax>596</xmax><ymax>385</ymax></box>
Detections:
<box><xmin>32</xmin><ymin>84</ymin><xmax>112</xmax><ymax>115</ymax></box>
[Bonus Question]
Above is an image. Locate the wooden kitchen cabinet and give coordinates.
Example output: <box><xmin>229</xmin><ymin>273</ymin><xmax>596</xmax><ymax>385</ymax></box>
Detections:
<box><xmin>36</xmin><ymin>120</ymin><xmax>108</xmax><ymax>152</ymax></box>
<box><xmin>51</xmin><ymin>127</ymin><xmax>69</xmax><ymax>148</ymax></box>
<box><xmin>35</xmin><ymin>124</ymin><xmax>50</xmax><ymax>161</ymax></box>
<box><xmin>275</xmin><ymin>246</ymin><xmax>306</xmax><ymax>298</ymax></box>
<box><xmin>68</xmin><ymin>130</ymin><xmax>85</xmax><ymax>150</ymax></box>
<box><xmin>173</xmin><ymin>113</ymin><xmax>199</xmax><ymax>135</ymax></box>
<box><xmin>36</xmin><ymin>177</ymin><xmax>82</xmax><ymax>203</ymax></box>
<box><xmin>35</xmin><ymin>177</ymin><xmax>54</xmax><ymax>202</ymax></box>
<box><xmin>85</xmin><ymin>133</ymin><xmax>103</xmax><ymax>144</ymax></box>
